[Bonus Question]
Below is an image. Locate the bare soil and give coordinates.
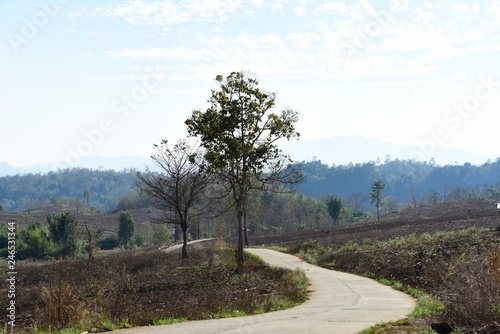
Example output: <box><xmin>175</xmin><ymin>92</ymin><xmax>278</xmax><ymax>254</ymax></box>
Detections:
<box><xmin>0</xmin><ymin>242</ymin><xmax>307</xmax><ymax>333</ymax></box>
<box><xmin>245</xmin><ymin>199</ymin><xmax>500</xmax><ymax>248</ymax></box>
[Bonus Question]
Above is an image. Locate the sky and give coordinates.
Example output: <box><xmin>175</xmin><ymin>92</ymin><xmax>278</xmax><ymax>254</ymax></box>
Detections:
<box><xmin>1</xmin><ymin>0</ymin><xmax>500</xmax><ymax>167</ymax></box>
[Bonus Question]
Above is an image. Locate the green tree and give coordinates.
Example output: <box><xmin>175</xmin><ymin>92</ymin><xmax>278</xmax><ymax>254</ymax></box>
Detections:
<box><xmin>18</xmin><ymin>222</ymin><xmax>52</xmax><ymax>260</ymax></box>
<box><xmin>324</xmin><ymin>195</ymin><xmax>343</xmax><ymax>225</ymax></box>
<box><xmin>117</xmin><ymin>211</ymin><xmax>136</xmax><ymax>248</ymax></box>
<box><xmin>99</xmin><ymin>236</ymin><xmax>119</xmax><ymax>250</ymax></box>
<box><xmin>370</xmin><ymin>180</ymin><xmax>386</xmax><ymax>221</ymax></box>
<box><xmin>185</xmin><ymin>71</ymin><xmax>302</xmax><ymax>272</ymax></box>
<box><xmin>153</xmin><ymin>224</ymin><xmax>171</xmax><ymax>247</ymax></box>
<box><xmin>46</xmin><ymin>212</ymin><xmax>78</xmax><ymax>258</ymax></box>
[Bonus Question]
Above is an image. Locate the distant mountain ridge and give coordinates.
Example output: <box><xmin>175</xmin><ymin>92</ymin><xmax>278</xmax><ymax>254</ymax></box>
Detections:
<box><xmin>281</xmin><ymin>135</ymin><xmax>499</xmax><ymax>166</ymax></box>
<box><xmin>1</xmin><ymin>136</ymin><xmax>498</xmax><ymax>177</ymax></box>
<box><xmin>0</xmin><ymin>156</ymin><xmax>154</xmax><ymax>177</ymax></box>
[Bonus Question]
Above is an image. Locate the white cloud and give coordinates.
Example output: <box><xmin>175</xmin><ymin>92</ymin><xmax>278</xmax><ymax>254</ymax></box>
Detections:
<box><xmin>287</xmin><ymin>32</ymin><xmax>319</xmax><ymax>50</ymax></box>
<box><xmin>87</xmin><ymin>0</ymin><xmax>247</xmax><ymax>26</ymax></box>
<box><xmin>183</xmin><ymin>0</ymin><xmax>243</xmax><ymax>21</ymax></box>
<box><xmin>292</xmin><ymin>6</ymin><xmax>308</xmax><ymax>17</ymax></box>
<box><xmin>449</xmin><ymin>3</ymin><xmax>479</xmax><ymax>22</ymax></box>
<box><xmin>413</xmin><ymin>8</ymin><xmax>437</xmax><ymax>22</ymax></box>
<box><xmin>450</xmin><ymin>3</ymin><xmax>468</xmax><ymax>14</ymax></box>
<box><xmin>94</xmin><ymin>1</ymin><xmax>189</xmax><ymax>26</ymax></box>
<box><xmin>488</xmin><ymin>1</ymin><xmax>500</xmax><ymax>28</ymax></box>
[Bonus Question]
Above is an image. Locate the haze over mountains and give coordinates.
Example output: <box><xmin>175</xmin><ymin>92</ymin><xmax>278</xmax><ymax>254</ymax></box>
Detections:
<box><xmin>1</xmin><ymin>136</ymin><xmax>498</xmax><ymax>177</ymax></box>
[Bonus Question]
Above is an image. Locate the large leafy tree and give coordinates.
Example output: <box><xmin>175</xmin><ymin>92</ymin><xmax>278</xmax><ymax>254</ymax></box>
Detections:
<box><xmin>135</xmin><ymin>140</ymin><xmax>212</xmax><ymax>259</ymax></box>
<box><xmin>185</xmin><ymin>71</ymin><xmax>302</xmax><ymax>272</ymax></box>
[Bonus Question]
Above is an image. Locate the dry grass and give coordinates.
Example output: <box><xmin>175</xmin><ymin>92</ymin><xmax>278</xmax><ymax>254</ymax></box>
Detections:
<box><xmin>0</xmin><ymin>243</ymin><xmax>308</xmax><ymax>333</ymax></box>
<box><xmin>293</xmin><ymin>230</ymin><xmax>500</xmax><ymax>333</ymax></box>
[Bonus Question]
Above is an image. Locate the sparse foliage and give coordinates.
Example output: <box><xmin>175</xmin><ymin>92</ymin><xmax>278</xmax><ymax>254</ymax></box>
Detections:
<box><xmin>135</xmin><ymin>139</ymin><xmax>212</xmax><ymax>259</ymax></box>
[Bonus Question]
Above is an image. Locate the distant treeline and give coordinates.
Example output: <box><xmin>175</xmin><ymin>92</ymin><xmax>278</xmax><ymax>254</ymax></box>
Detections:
<box><xmin>1</xmin><ymin>158</ymin><xmax>500</xmax><ymax>213</ymax></box>
<box><xmin>297</xmin><ymin>158</ymin><xmax>500</xmax><ymax>209</ymax></box>
<box><xmin>0</xmin><ymin>168</ymin><xmax>137</xmax><ymax>212</ymax></box>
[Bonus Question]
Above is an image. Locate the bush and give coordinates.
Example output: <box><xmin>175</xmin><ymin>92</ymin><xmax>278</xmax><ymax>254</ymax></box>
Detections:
<box><xmin>99</xmin><ymin>237</ymin><xmax>120</xmax><ymax>250</ymax></box>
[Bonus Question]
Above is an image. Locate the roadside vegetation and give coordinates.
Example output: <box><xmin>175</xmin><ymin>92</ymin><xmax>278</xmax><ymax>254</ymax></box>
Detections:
<box><xmin>286</xmin><ymin>228</ymin><xmax>500</xmax><ymax>334</ymax></box>
<box><xmin>0</xmin><ymin>241</ymin><xmax>308</xmax><ymax>334</ymax></box>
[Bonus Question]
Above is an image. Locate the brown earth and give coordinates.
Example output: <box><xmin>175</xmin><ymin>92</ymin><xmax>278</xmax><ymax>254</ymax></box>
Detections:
<box><xmin>0</xmin><ymin>241</ymin><xmax>308</xmax><ymax>333</ymax></box>
<box><xmin>245</xmin><ymin>199</ymin><xmax>500</xmax><ymax>248</ymax></box>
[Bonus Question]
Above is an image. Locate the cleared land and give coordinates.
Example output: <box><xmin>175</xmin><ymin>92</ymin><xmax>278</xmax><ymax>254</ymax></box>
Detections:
<box><xmin>115</xmin><ymin>248</ymin><xmax>416</xmax><ymax>334</ymax></box>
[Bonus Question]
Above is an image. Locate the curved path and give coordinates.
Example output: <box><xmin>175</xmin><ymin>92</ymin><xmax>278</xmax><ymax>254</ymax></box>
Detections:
<box><xmin>116</xmin><ymin>248</ymin><xmax>416</xmax><ymax>334</ymax></box>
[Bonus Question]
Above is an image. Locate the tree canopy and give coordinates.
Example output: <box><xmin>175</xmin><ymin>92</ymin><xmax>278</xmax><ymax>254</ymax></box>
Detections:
<box><xmin>185</xmin><ymin>71</ymin><xmax>302</xmax><ymax>272</ymax></box>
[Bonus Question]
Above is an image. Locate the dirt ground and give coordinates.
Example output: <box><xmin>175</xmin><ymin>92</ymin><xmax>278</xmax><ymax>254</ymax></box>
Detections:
<box><xmin>245</xmin><ymin>199</ymin><xmax>500</xmax><ymax>248</ymax></box>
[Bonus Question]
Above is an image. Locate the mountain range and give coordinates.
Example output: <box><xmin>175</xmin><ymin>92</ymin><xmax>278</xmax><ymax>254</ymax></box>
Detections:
<box><xmin>1</xmin><ymin>136</ymin><xmax>498</xmax><ymax>177</ymax></box>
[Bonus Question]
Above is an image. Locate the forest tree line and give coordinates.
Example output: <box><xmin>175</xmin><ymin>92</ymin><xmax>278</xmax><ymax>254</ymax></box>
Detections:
<box><xmin>1</xmin><ymin>158</ymin><xmax>500</xmax><ymax>214</ymax></box>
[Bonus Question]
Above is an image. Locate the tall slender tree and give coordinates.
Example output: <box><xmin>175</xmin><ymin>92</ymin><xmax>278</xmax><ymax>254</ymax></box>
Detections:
<box><xmin>185</xmin><ymin>71</ymin><xmax>302</xmax><ymax>272</ymax></box>
<box><xmin>370</xmin><ymin>180</ymin><xmax>386</xmax><ymax>221</ymax></box>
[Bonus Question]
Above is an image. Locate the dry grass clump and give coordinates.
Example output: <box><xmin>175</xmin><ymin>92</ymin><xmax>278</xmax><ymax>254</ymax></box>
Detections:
<box><xmin>435</xmin><ymin>245</ymin><xmax>500</xmax><ymax>330</ymax></box>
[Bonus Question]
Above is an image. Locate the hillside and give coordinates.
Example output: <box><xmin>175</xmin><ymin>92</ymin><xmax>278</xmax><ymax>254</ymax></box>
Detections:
<box><xmin>297</xmin><ymin>159</ymin><xmax>500</xmax><ymax>201</ymax></box>
<box><xmin>246</xmin><ymin>199</ymin><xmax>500</xmax><ymax>247</ymax></box>
<box><xmin>0</xmin><ymin>206</ymin><xmax>155</xmax><ymax>238</ymax></box>
<box><xmin>2</xmin><ymin>159</ymin><xmax>500</xmax><ymax>214</ymax></box>
<box><xmin>2</xmin><ymin>199</ymin><xmax>499</xmax><ymax>243</ymax></box>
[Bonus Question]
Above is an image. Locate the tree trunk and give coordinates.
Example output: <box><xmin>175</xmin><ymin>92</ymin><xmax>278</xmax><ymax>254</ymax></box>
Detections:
<box><xmin>236</xmin><ymin>198</ymin><xmax>245</xmax><ymax>273</ymax></box>
<box><xmin>181</xmin><ymin>225</ymin><xmax>188</xmax><ymax>259</ymax></box>
<box><xmin>243</xmin><ymin>208</ymin><xmax>249</xmax><ymax>247</ymax></box>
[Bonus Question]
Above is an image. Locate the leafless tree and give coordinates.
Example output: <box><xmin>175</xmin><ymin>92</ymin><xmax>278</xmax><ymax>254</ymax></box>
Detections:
<box><xmin>135</xmin><ymin>139</ymin><xmax>213</xmax><ymax>259</ymax></box>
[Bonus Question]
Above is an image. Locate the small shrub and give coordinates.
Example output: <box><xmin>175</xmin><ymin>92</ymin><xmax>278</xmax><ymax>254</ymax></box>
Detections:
<box><xmin>98</xmin><ymin>321</ymin><xmax>116</xmax><ymax>331</ymax></box>
<box><xmin>338</xmin><ymin>240</ymin><xmax>359</xmax><ymax>253</ymax></box>
<box><xmin>409</xmin><ymin>294</ymin><xmax>445</xmax><ymax>317</ymax></box>
<box><xmin>118</xmin><ymin>320</ymin><xmax>133</xmax><ymax>329</ymax></box>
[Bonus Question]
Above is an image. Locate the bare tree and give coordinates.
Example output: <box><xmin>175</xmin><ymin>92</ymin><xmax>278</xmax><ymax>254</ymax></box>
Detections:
<box><xmin>135</xmin><ymin>139</ymin><xmax>212</xmax><ymax>259</ymax></box>
<box><xmin>409</xmin><ymin>187</ymin><xmax>419</xmax><ymax>208</ymax></box>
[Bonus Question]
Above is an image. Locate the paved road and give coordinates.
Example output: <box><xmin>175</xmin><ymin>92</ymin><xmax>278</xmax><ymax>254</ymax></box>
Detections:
<box><xmin>116</xmin><ymin>248</ymin><xmax>416</xmax><ymax>334</ymax></box>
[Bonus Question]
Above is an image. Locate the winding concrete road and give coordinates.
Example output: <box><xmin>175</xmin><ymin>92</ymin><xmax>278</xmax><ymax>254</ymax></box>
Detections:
<box><xmin>117</xmin><ymin>248</ymin><xmax>416</xmax><ymax>334</ymax></box>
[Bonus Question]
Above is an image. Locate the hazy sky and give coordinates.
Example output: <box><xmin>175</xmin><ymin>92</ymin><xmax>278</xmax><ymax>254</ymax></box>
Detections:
<box><xmin>1</xmin><ymin>0</ymin><xmax>499</xmax><ymax>167</ymax></box>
